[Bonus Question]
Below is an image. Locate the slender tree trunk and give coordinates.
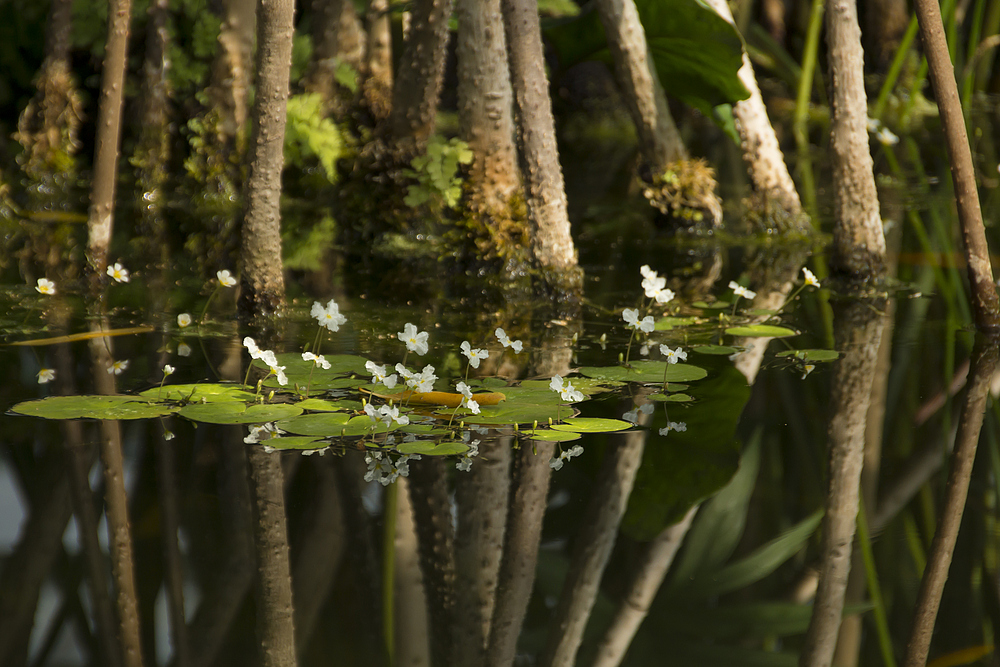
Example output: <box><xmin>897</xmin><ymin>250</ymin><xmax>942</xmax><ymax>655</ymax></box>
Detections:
<box><xmin>388</xmin><ymin>0</ymin><xmax>455</xmax><ymax>156</ymax></box>
<box><xmin>903</xmin><ymin>336</ymin><xmax>999</xmax><ymax>667</ymax></box>
<box><xmin>825</xmin><ymin>0</ymin><xmax>886</xmax><ymax>279</ymax></box>
<box><xmin>87</xmin><ymin>0</ymin><xmax>133</xmax><ymax>281</ymax></box>
<box><xmin>209</xmin><ymin>0</ymin><xmax>257</xmax><ymax>139</ymax></box>
<box><xmin>456</xmin><ymin>0</ymin><xmax>521</xmax><ymax>217</ymax></box>
<box><xmin>913</xmin><ymin>0</ymin><xmax>1000</xmax><ymax>333</ymax></box>
<box><xmin>362</xmin><ymin>0</ymin><xmax>394</xmax><ymax>122</ymax></box>
<box><xmin>239</xmin><ymin>0</ymin><xmax>295</xmax><ymax>320</ymax></box>
<box><xmin>503</xmin><ymin>0</ymin><xmax>583</xmax><ymax>293</ymax></box>
<box><xmin>799</xmin><ymin>299</ymin><xmax>887</xmax><ymax>667</ymax></box>
<box><xmin>304</xmin><ymin>0</ymin><xmax>366</xmax><ymax>109</ymax></box>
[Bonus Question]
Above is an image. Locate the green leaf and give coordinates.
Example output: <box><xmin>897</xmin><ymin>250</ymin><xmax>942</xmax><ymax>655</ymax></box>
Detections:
<box><xmin>11</xmin><ymin>395</ymin><xmax>178</xmax><ymax>420</ymax></box>
<box><xmin>275</xmin><ymin>412</ymin><xmax>352</xmax><ymax>435</ymax></box>
<box><xmin>294</xmin><ymin>398</ymin><xmax>351</xmax><ymax>412</ymax></box>
<box><xmin>550</xmin><ymin>417</ymin><xmax>633</xmax><ymax>433</ymax></box>
<box><xmin>725</xmin><ymin>325</ymin><xmax>798</xmax><ymax>338</ymax></box>
<box><xmin>396</xmin><ymin>440</ymin><xmax>469</xmax><ymax>456</ymax></box>
<box><xmin>178</xmin><ymin>402</ymin><xmax>303</xmax><ymax>424</ymax></box>
<box><xmin>139</xmin><ymin>383</ymin><xmax>255</xmax><ymax>403</ymax></box>
<box><xmin>655</xmin><ymin>316</ymin><xmax>702</xmax><ymax>331</ymax></box>
<box><xmin>522</xmin><ymin>429</ymin><xmax>582</xmax><ymax>442</ymax></box>
<box><xmin>260</xmin><ymin>436</ymin><xmax>328</xmax><ymax>451</ymax></box>
<box><xmin>578</xmin><ymin>361</ymin><xmax>708</xmax><ymax>384</ymax></box>
<box><xmin>647</xmin><ymin>393</ymin><xmax>694</xmax><ymax>403</ymax></box>
<box><xmin>775</xmin><ymin>349</ymin><xmax>840</xmax><ymax>362</ymax></box>
<box><xmin>693</xmin><ymin>345</ymin><xmax>740</xmax><ymax>356</ymax></box>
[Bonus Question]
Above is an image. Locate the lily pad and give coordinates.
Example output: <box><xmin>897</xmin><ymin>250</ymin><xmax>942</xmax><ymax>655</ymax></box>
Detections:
<box><xmin>550</xmin><ymin>417</ymin><xmax>633</xmax><ymax>433</ymax></box>
<box><xmin>139</xmin><ymin>383</ymin><xmax>255</xmax><ymax>403</ymax></box>
<box><xmin>295</xmin><ymin>398</ymin><xmax>351</xmax><ymax>412</ymax></box>
<box><xmin>260</xmin><ymin>436</ymin><xmax>328</xmax><ymax>451</ymax></box>
<box><xmin>648</xmin><ymin>393</ymin><xmax>694</xmax><ymax>403</ymax></box>
<box><xmin>725</xmin><ymin>325</ymin><xmax>798</xmax><ymax>338</ymax></box>
<box><xmin>522</xmin><ymin>429</ymin><xmax>582</xmax><ymax>442</ymax></box>
<box><xmin>655</xmin><ymin>316</ymin><xmax>701</xmax><ymax>331</ymax></box>
<box><xmin>693</xmin><ymin>345</ymin><xmax>739</xmax><ymax>356</ymax></box>
<box><xmin>578</xmin><ymin>361</ymin><xmax>708</xmax><ymax>384</ymax></box>
<box><xmin>11</xmin><ymin>395</ymin><xmax>178</xmax><ymax>420</ymax></box>
<box><xmin>179</xmin><ymin>402</ymin><xmax>303</xmax><ymax>424</ymax></box>
<box><xmin>396</xmin><ymin>440</ymin><xmax>469</xmax><ymax>456</ymax></box>
<box><xmin>276</xmin><ymin>412</ymin><xmax>352</xmax><ymax>435</ymax></box>
<box><xmin>775</xmin><ymin>349</ymin><xmax>840</xmax><ymax>362</ymax></box>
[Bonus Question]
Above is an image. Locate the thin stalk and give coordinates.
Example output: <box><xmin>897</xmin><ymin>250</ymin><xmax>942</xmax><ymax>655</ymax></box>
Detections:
<box><xmin>856</xmin><ymin>497</ymin><xmax>897</xmax><ymax>667</ymax></box>
<box><xmin>793</xmin><ymin>0</ymin><xmax>825</xmax><ymax>148</ymax></box>
<box><xmin>873</xmin><ymin>15</ymin><xmax>921</xmax><ymax>120</ymax></box>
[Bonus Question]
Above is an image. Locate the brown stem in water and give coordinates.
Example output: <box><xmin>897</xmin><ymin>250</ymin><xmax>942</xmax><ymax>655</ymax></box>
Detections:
<box><xmin>913</xmin><ymin>0</ymin><xmax>1000</xmax><ymax>333</ymax></box>
<box><xmin>903</xmin><ymin>336</ymin><xmax>1000</xmax><ymax>667</ymax></box>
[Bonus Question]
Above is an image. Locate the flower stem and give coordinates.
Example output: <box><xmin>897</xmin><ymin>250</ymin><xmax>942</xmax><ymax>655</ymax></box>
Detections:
<box><xmin>624</xmin><ymin>328</ymin><xmax>637</xmax><ymax>366</ymax></box>
<box><xmin>199</xmin><ymin>285</ymin><xmax>221</xmax><ymax>324</ymax></box>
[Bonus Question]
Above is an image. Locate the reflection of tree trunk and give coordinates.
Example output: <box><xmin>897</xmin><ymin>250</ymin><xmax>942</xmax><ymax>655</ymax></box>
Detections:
<box><xmin>304</xmin><ymin>0</ymin><xmax>366</xmax><ymax>109</ymax></box>
<box><xmin>540</xmin><ymin>419</ymin><xmax>647</xmax><ymax>667</ymax></box>
<box><xmin>452</xmin><ymin>435</ymin><xmax>512</xmax><ymax>665</ymax></box>
<box><xmin>87</xmin><ymin>0</ymin><xmax>134</xmax><ymax>281</ymax></box>
<box><xmin>590</xmin><ymin>505</ymin><xmax>697</xmax><ymax>667</ymax></box>
<box><xmin>362</xmin><ymin>0</ymin><xmax>393</xmax><ymax>122</ymax></box>
<box><xmin>503</xmin><ymin>0</ymin><xmax>583</xmax><ymax>293</ymax></box>
<box><xmin>246</xmin><ymin>447</ymin><xmax>298</xmax><ymax>667</ymax></box>
<box><xmin>486</xmin><ymin>439</ymin><xmax>557</xmax><ymax>667</ymax></box>
<box><xmin>389</xmin><ymin>0</ymin><xmax>454</xmax><ymax>156</ymax></box>
<box><xmin>799</xmin><ymin>299</ymin><xmax>886</xmax><ymax>667</ymax></box>
<box><xmin>293</xmin><ymin>457</ymin><xmax>346</xmax><ymax>655</ymax></box>
<box><xmin>407</xmin><ymin>457</ymin><xmax>456</xmax><ymax>667</ymax></box>
<box><xmin>903</xmin><ymin>336</ymin><xmax>999</xmax><ymax>667</ymax></box>
<box><xmin>825</xmin><ymin>0</ymin><xmax>885</xmax><ymax>279</ymax></box>
<box><xmin>238</xmin><ymin>0</ymin><xmax>294</xmax><ymax>320</ymax></box>
<box><xmin>155</xmin><ymin>430</ymin><xmax>191</xmax><ymax>667</ymax></box>
<box><xmin>394</xmin><ymin>477</ymin><xmax>431</xmax><ymax>667</ymax></box>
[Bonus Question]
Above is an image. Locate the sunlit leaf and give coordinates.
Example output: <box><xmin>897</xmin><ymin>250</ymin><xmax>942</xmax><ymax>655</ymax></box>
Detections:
<box><xmin>178</xmin><ymin>402</ymin><xmax>303</xmax><ymax>424</ymax></box>
<box><xmin>276</xmin><ymin>412</ymin><xmax>352</xmax><ymax>435</ymax></box>
<box><xmin>522</xmin><ymin>429</ymin><xmax>582</xmax><ymax>442</ymax></box>
<box><xmin>11</xmin><ymin>395</ymin><xmax>178</xmax><ymax>420</ymax></box>
<box><xmin>397</xmin><ymin>440</ymin><xmax>469</xmax><ymax>456</ymax></box>
<box><xmin>139</xmin><ymin>383</ymin><xmax>255</xmax><ymax>403</ymax></box>
<box><xmin>578</xmin><ymin>361</ymin><xmax>708</xmax><ymax>383</ymax></box>
<box><xmin>725</xmin><ymin>325</ymin><xmax>798</xmax><ymax>338</ymax></box>
<box><xmin>693</xmin><ymin>345</ymin><xmax>739</xmax><ymax>356</ymax></box>
<box><xmin>295</xmin><ymin>398</ymin><xmax>351</xmax><ymax>412</ymax></box>
<box><xmin>550</xmin><ymin>417</ymin><xmax>632</xmax><ymax>433</ymax></box>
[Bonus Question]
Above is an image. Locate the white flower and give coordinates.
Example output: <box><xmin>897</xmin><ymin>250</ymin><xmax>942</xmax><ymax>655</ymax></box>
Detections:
<box><xmin>302</xmin><ymin>351</ymin><xmax>332</xmax><ymax>369</ymax></box>
<box><xmin>640</xmin><ymin>265</ymin><xmax>657</xmax><ymax>280</ymax></box>
<box><xmin>396</xmin><ymin>364</ymin><xmax>415</xmax><ymax>385</ymax></box>
<box><xmin>495</xmin><ymin>328</ymin><xmax>523</xmax><ymax>353</ymax></box>
<box><xmin>363</xmin><ymin>403</ymin><xmax>380</xmax><ymax>423</ymax></box>
<box><xmin>258</xmin><ymin>350</ymin><xmax>287</xmax><ymax>385</ymax></box>
<box><xmin>803</xmin><ymin>268</ymin><xmax>821</xmax><ymax>288</ymax></box>
<box><xmin>311</xmin><ymin>299</ymin><xmax>347</xmax><ymax>332</ymax></box>
<box><xmin>366</xmin><ymin>361</ymin><xmax>398</xmax><ymax>388</ymax></box>
<box><xmin>623</xmin><ymin>308</ymin><xmax>655</xmax><ymax>333</ymax></box>
<box><xmin>108</xmin><ymin>359</ymin><xmax>129</xmax><ymax>375</ymax></box>
<box><xmin>244</xmin><ymin>423</ymin><xmax>285</xmax><ymax>444</ymax></box>
<box><xmin>244</xmin><ymin>337</ymin><xmax>262</xmax><ymax>360</ymax></box>
<box><xmin>866</xmin><ymin>117</ymin><xmax>881</xmax><ymax>133</ymax></box>
<box><xmin>549</xmin><ymin>375</ymin><xmax>585</xmax><ymax>403</ymax></box>
<box><xmin>457</xmin><ymin>381</ymin><xmax>473</xmax><ymax>400</ymax></box>
<box><xmin>177</xmin><ymin>343</ymin><xmax>192</xmax><ymax>357</ymax></box>
<box><xmin>466</xmin><ymin>399</ymin><xmax>480</xmax><ymax>414</ymax></box>
<box><xmin>460</xmin><ymin>341</ymin><xmax>490</xmax><ymax>369</ymax></box>
<box><xmin>163</xmin><ymin>364</ymin><xmax>175</xmax><ymax>376</ymax></box>
<box><xmin>876</xmin><ymin>126</ymin><xmax>899</xmax><ymax>146</ymax></box>
<box><xmin>551</xmin><ymin>444</ymin><xmax>585</xmax><ymax>469</ymax></box>
<box><xmin>729</xmin><ymin>281</ymin><xmax>756</xmax><ymax>300</ymax></box>
<box><xmin>642</xmin><ymin>273</ymin><xmax>666</xmax><ymax>298</ymax></box>
<box><xmin>649</xmin><ymin>284</ymin><xmax>675</xmax><ymax>304</ymax></box>
<box><xmin>455</xmin><ymin>382</ymin><xmax>481</xmax><ymax>414</ymax></box>
<box><xmin>659</xmin><ymin>345</ymin><xmax>687</xmax><ymax>364</ymax></box>
<box><xmin>217</xmin><ymin>270</ymin><xmax>237</xmax><ymax>287</ymax></box>
<box><xmin>37</xmin><ymin>368</ymin><xmax>55</xmax><ymax>384</ymax></box>
<box><xmin>177</xmin><ymin>313</ymin><xmax>192</xmax><ymax>328</ymax></box>
<box><xmin>411</xmin><ymin>365</ymin><xmax>437</xmax><ymax>393</ymax></box>
<box><xmin>802</xmin><ymin>364</ymin><xmax>816</xmax><ymax>379</ymax></box>
<box><xmin>107</xmin><ymin>263</ymin><xmax>130</xmax><ymax>283</ymax></box>
<box><xmin>658</xmin><ymin>421</ymin><xmax>687</xmax><ymax>435</ymax></box>
<box><xmin>365</xmin><ymin>451</ymin><xmax>397</xmax><ymax>484</ymax></box>
<box><xmin>398</xmin><ymin>323</ymin><xmax>429</xmax><ymax>355</ymax></box>
<box><xmin>35</xmin><ymin>278</ymin><xmax>56</xmax><ymax>295</ymax></box>
<box><xmin>163</xmin><ymin>430</ymin><xmax>175</xmax><ymax>441</ymax></box>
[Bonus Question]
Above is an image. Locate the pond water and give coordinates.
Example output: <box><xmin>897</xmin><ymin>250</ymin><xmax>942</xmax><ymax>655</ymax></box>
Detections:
<box><xmin>1</xmin><ymin>134</ymin><xmax>1000</xmax><ymax>667</ymax></box>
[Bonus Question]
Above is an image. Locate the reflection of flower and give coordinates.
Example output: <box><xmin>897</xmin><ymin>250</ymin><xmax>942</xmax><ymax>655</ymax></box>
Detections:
<box><xmin>108</xmin><ymin>359</ymin><xmax>129</xmax><ymax>375</ymax></box>
<box><xmin>623</xmin><ymin>308</ymin><xmax>655</xmax><ymax>333</ymax></box>
<box><xmin>37</xmin><ymin>368</ymin><xmax>56</xmax><ymax>384</ymax></box>
<box><xmin>495</xmin><ymin>328</ymin><xmax>523</xmax><ymax>353</ymax></box>
<box><xmin>801</xmin><ymin>364</ymin><xmax>816</xmax><ymax>379</ymax></box>
<box><xmin>623</xmin><ymin>403</ymin><xmax>654</xmax><ymax>425</ymax></box>
<box><xmin>803</xmin><ymin>268</ymin><xmax>821</xmax><ymax>288</ymax></box>
<box><xmin>35</xmin><ymin>278</ymin><xmax>56</xmax><ymax>295</ymax></box>
<box><xmin>398</xmin><ymin>323</ymin><xmax>429</xmax><ymax>355</ymax></box>
<box><xmin>550</xmin><ymin>375</ymin><xmax>585</xmax><ymax>402</ymax></box>
<box><xmin>550</xmin><ymin>445</ymin><xmax>584</xmax><ymax>470</ymax></box>
<box><xmin>659</xmin><ymin>345</ymin><xmax>687</xmax><ymax>364</ymax></box>
<box><xmin>461</xmin><ymin>341</ymin><xmax>489</xmax><ymax>368</ymax></box>
<box><xmin>107</xmin><ymin>263</ymin><xmax>130</xmax><ymax>283</ymax></box>
<box><xmin>217</xmin><ymin>270</ymin><xmax>237</xmax><ymax>287</ymax></box>
<box><xmin>163</xmin><ymin>431</ymin><xmax>175</xmax><ymax>441</ymax></box>
<box><xmin>456</xmin><ymin>440</ymin><xmax>481</xmax><ymax>472</ymax></box>
<box><xmin>658</xmin><ymin>421</ymin><xmax>687</xmax><ymax>436</ymax></box>
<box><xmin>302</xmin><ymin>352</ymin><xmax>331</xmax><ymax>369</ymax></box>
<box><xmin>312</xmin><ymin>299</ymin><xmax>347</xmax><ymax>332</ymax></box>
<box><xmin>177</xmin><ymin>313</ymin><xmax>192</xmax><ymax>328</ymax></box>
<box><xmin>729</xmin><ymin>281</ymin><xmax>756</xmax><ymax>300</ymax></box>
<box><xmin>245</xmin><ymin>422</ymin><xmax>285</xmax><ymax>444</ymax></box>
<box><xmin>366</xmin><ymin>361</ymin><xmax>398</xmax><ymax>388</ymax></box>
<box><xmin>177</xmin><ymin>343</ymin><xmax>192</xmax><ymax>357</ymax></box>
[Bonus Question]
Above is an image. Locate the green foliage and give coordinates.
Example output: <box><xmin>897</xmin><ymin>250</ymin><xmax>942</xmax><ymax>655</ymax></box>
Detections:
<box><xmin>167</xmin><ymin>0</ymin><xmax>222</xmax><ymax>94</ymax></box>
<box><xmin>335</xmin><ymin>61</ymin><xmax>360</xmax><ymax>93</ymax></box>
<box><xmin>285</xmin><ymin>93</ymin><xmax>346</xmax><ymax>182</ymax></box>
<box><xmin>545</xmin><ymin>0</ymin><xmax>749</xmax><ymax>116</ymax></box>
<box><xmin>403</xmin><ymin>136</ymin><xmax>474</xmax><ymax>210</ymax></box>
<box><xmin>290</xmin><ymin>33</ymin><xmax>313</xmax><ymax>83</ymax></box>
<box><xmin>283</xmin><ymin>212</ymin><xmax>338</xmax><ymax>271</ymax></box>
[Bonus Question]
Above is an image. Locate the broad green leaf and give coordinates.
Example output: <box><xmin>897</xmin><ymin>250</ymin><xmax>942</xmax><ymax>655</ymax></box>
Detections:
<box><xmin>647</xmin><ymin>392</ymin><xmax>694</xmax><ymax>403</ymax></box>
<box><xmin>519</xmin><ymin>377</ymin><xmax>611</xmax><ymax>396</ymax></box>
<box><xmin>655</xmin><ymin>316</ymin><xmax>701</xmax><ymax>331</ymax></box>
<box><xmin>522</xmin><ymin>429</ymin><xmax>582</xmax><ymax>442</ymax></box>
<box><xmin>276</xmin><ymin>412</ymin><xmax>352</xmax><ymax>435</ymax></box>
<box><xmin>397</xmin><ymin>440</ymin><xmax>469</xmax><ymax>456</ymax></box>
<box><xmin>11</xmin><ymin>395</ymin><xmax>178</xmax><ymax>420</ymax></box>
<box><xmin>693</xmin><ymin>345</ymin><xmax>740</xmax><ymax>355</ymax></box>
<box><xmin>139</xmin><ymin>383</ymin><xmax>255</xmax><ymax>403</ymax></box>
<box><xmin>178</xmin><ymin>402</ymin><xmax>303</xmax><ymax>424</ymax></box>
<box><xmin>295</xmin><ymin>398</ymin><xmax>351</xmax><ymax>412</ymax></box>
<box><xmin>725</xmin><ymin>325</ymin><xmax>798</xmax><ymax>338</ymax></box>
<box><xmin>337</xmin><ymin>415</ymin><xmax>394</xmax><ymax>437</ymax></box>
<box><xmin>550</xmin><ymin>417</ymin><xmax>632</xmax><ymax>433</ymax></box>
<box><xmin>578</xmin><ymin>361</ymin><xmax>708</xmax><ymax>384</ymax></box>
<box><xmin>260</xmin><ymin>436</ymin><xmax>328</xmax><ymax>451</ymax></box>
<box><xmin>775</xmin><ymin>349</ymin><xmax>840</xmax><ymax>362</ymax></box>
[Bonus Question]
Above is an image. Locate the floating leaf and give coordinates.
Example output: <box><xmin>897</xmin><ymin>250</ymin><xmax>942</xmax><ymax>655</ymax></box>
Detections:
<box><xmin>725</xmin><ymin>325</ymin><xmax>797</xmax><ymax>338</ymax></box>
<box><xmin>399</xmin><ymin>423</ymin><xmax>451</xmax><ymax>436</ymax></box>
<box><xmin>295</xmin><ymin>398</ymin><xmax>351</xmax><ymax>412</ymax></box>
<box><xmin>655</xmin><ymin>316</ymin><xmax>701</xmax><ymax>331</ymax></box>
<box><xmin>522</xmin><ymin>429</ymin><xmax>582</xmax><ymax>442</ymax></box>
<box><xmin>578</xmin><ymin>361</ymin><xmax>708</xmax><ymax>384</ymax></box>
<box><xmin>775</xmin><ymin>349</ymin><xmax>840</xmax><ymax>362</ymax></box>
<box><xmin>178</xmin><ymin>402</ymin><xmax>303</xmax><ymax>424</ymax></box>
<box><xmin>11</xmin><ymin>395</ymin><xmax>178</xmax><ymax>420</ymax></box>
<box><xmin>336</xmin><ymin>415</ymin><xmax>394</xmax><ymax>437</ymax></box>
<box><xmin>518</xmin><ymin>377</ymin><xmax>611</xmax><ymax>396</ymax></box>
<box><xmin>693</xmin><ymin>300</ymin><xmax>730</xmax><ymax>310</ymax></box>
<box><xmin>551</xmin><ymin>417</ymin><xmax>633</xmax><ymax>433</ymax></box>
<box><xmin>139</xmin><ymin>383</ymin><xmax>255</xmax><ymax>403</ymax></box>
<box><xmin>648</xmin><ymin>393</ymin><xmax>694</xmax><ymax>403</ymax></box>
<box><xmin>397</xmin><ymin>440</ymin><xmax>469</xmax><ymax>456</ymax></box>
<box><xmin>693</xmin><ymin>345</ymin><xmax>739</xmax><ymax>356</ymax></box>
<box><xmin>260</xmin><ymin>436</ymin><xmax>328</xmax><ymax>451</ymax></box>
<box><xmin>276</xmin><ymin>412</ymin><xmax>352</xmax><ymax>435</ymax></box>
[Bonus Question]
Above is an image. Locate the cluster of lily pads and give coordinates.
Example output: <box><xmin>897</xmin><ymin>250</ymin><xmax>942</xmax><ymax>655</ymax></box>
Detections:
<box><xmin>14</xmin><ymin>264</ymin><xmax>833</xmax><ymax>483</ymax></box>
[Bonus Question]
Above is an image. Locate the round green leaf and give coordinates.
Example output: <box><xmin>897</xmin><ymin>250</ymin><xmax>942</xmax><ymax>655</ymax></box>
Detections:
<box><xmin>578</xmin><ymin>361</ymin><xmax>708</xmax><ymax>384</ymax></box>
<box><xmin>775</xmin><ymin>349</ymin><xmax>840</xmax><ymax>362</ymax></box>
<box><xmin>11</xmin><ymin>395</ymin><xmax>178</xmax><ymax>420</ymax></box>
<box><xmin>139</xmin><ymin>383</ymin><xmax>255</xmax><ymax>403</ymax></box>
<box><xmin>260</xmin><ymin>436</ymin><xmax>328</xmax><ymax>451</ymax></box>
<box><xmin>655</xmin><ymin>316</ymin><xmax>700</xmax><ymax>331</ymax></box>
<box><xmin>295</xmin><ymin>398</ymin><xmax>351</xmax><ymax>412</ymax></box>
<box><xmin>276</xmin><ymin>412</ymin><xmax>352</xmax><ymax>435</ymax></box>
<box><xmin>648</xmin><ymin>393</ymin><xmax>694</xmax><ymax>403</ymax></box>
<box><xmin>179</xmin><ymin>402</ymin><xmax>303</xmax><ymax>424</ymax></box>
<box><xmin>725</xmin><ymin>325</ymin><xmax>798</xmax><ymax>338</ymax></box>
<box><xmin>550</xmin><ymin>417</ymin><xmax>633</xmax><ymax>433</ymax></box>
<box><xmin>692</xmin><ymin>345</ymin><xmax>739</xmax><ymax>356</ymax></box>
<box><xmin>522</xmin><ymin>429</ymin><xmax>582</xmax><ymax>442</ymax></box>
<box><xmin>396</xmin><ymin>440</ymin><xmax>469</xmax><ymax>456</ymax></box>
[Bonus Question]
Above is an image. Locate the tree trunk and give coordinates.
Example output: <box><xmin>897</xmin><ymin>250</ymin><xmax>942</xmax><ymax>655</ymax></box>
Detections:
<box><xmin>208</xmin><ymin>0</ymin><xmax>257</xmax><ymax>139</ymax></box>
<box><xmin>238</xmin><ymin>0</ymin><xmax>295</xmax><ymax>320</ymax></box>
<box><xmin>303</xmin><ymin>0</ymin><xmax>366</xmax><ymax>109</ymax></box>
<box><xmin>825</xmin><ymin>0</ymin><xmax>886</xmax><ymax>280</ymax></box>
<box><xmin>86</xmin><ymin>0</ymin><xmax>133</xmax><ymax>282</ymax></box>
<box><xmin>362</xmin><ymin>0</ymin><xmax>394</xmax><ymax>122</ymax></box>
<box><xmin>456</xmin><ymin>0</ymin><xmax>521</xmax><ymax>216</ymax></box>
<box><xmin>389</xmin><ymin>0</ymin><xmax>455</xmax><ymax>156</ymax></box>
<box><xmin>503</xmin><ymin>0</ymin><xmax>582</xmax><ymax>293</ymax></box>
<box><xmin>702</xmin><ymin>0</ymin><xmax>807</xmax><ymax>228</ymax></box>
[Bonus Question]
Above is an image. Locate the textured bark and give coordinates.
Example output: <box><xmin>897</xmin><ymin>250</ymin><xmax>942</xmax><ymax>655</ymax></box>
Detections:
<box><xmin>825</xmin><ymin>0</ymin><xmax>886</xmax><ymax>279</ymax></box>
<box><xmin>503</xmin><ymin>0</ymin><xmax>582</xmax><ymax>288</ymax></box>
<box><xmin>86</xmin><ymin>0</ymin><xmax>133</xmax><ymax>281</ymax></box>
<box><xmin>540</xmin><ymin>422</ymin><xmax>647</xmax><ymax>667</ymax></box>
<box><xmin>903</xmin><ymin>336</ymin><xmax>999</xmax><ymax>667</ymax></box>
<box><xmin>452</xmin><ymin>435</ymin><xmax>512</xmax><ymax>665</ymax></box>
<box><xmin>246</xmin><ymin>447</ymin><xmax>298</xmax><ymax>667</ymax></box>
<box><xmin>208</xmin><ymin>0</ymin><xmax>257</xmax><ymax>137</ymax></box>
<box><xmin>799</xmin><ymin>299</ymin><xmax>887</xmax><ymax>667</ymax></box>
<box><xmin>238</xmin><ymin>0</ymin><xmax>294</xmax><ymax>320</ymax></box>
<box><xmin>304</xmin><ymin>0</ymin><xmax>365</xmax><ymax>108</ymax></box>
<box><xmin>702</xmin><ymin>0</ymin><xmax>806</xmax><ymax>226</ymax></box>
<box><xmin>389</xmin><ymin>0</ymin><xmax>455</xmax><ymax>156</ymax></box>
<box><xmin>362</xmin><ymin>0</ymin><xmax>393</xmax><ymax>122</ymax></box>
<box><xmin>456</xmin><ymin>0</ymin><xmax>521</xmax><ymax>215</ymax></box>
<box><xmin>913</xmin><ymin>0</ymin><xmax>1000</xmax><ymax>333</ymax></box>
